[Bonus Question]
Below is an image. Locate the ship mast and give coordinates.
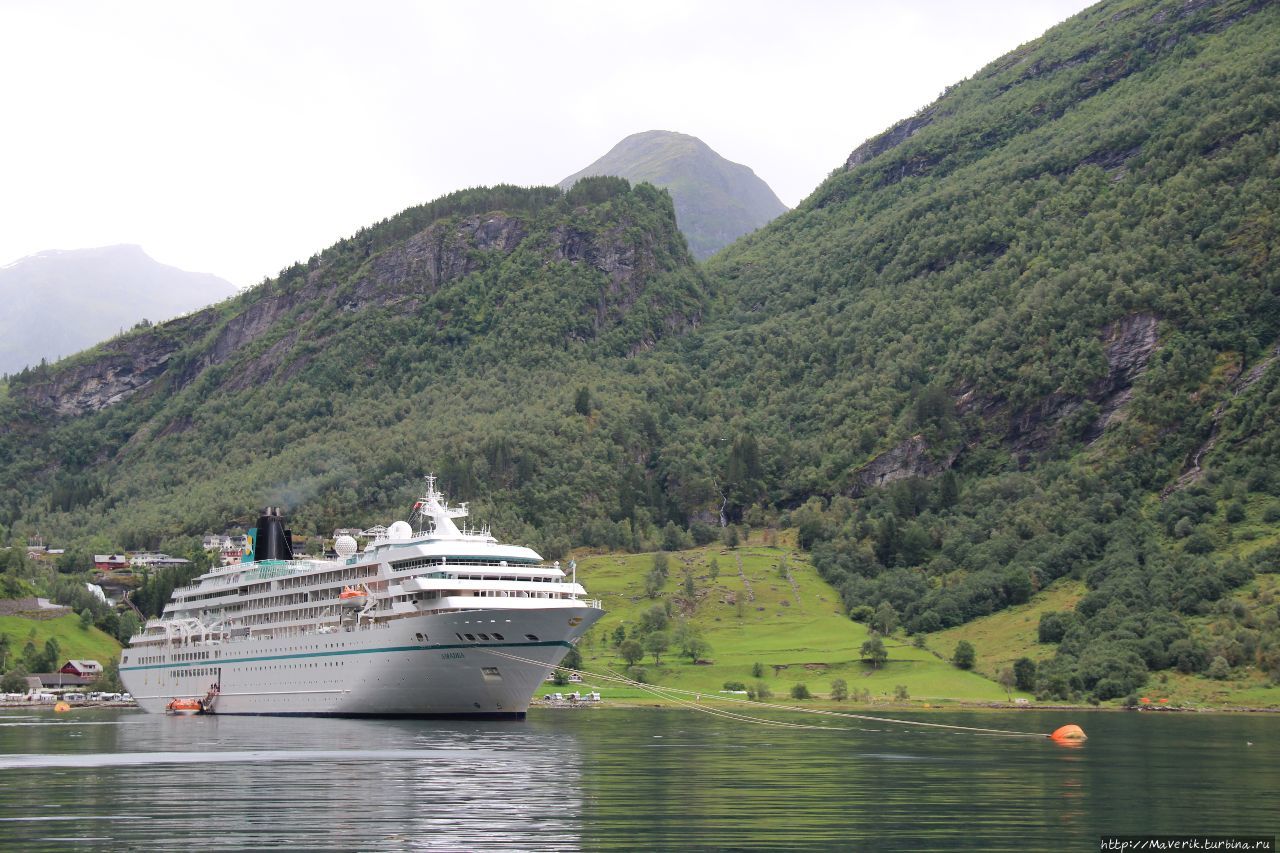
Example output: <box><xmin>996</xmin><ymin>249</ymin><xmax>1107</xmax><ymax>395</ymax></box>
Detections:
<box><xmin>414</xmin><ymin>474</ymin><xmax>469</xmax><ymax>538</ymax></box>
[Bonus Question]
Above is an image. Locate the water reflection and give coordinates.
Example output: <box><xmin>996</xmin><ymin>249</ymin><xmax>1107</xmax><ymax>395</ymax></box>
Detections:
<box><xmin>0</xmin><ymin>710</ymin><xmax>584</xmax><ymax>850</ymax></box>
<box><xmin>0</xmin><ymin>708</ymin><xmax>1274</xmax><ymax>850</ymax></box>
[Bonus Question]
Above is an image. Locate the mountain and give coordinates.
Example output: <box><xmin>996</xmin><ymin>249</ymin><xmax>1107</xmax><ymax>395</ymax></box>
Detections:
<box><xmin>2</xmin><ymin>0</ymin><xmax>1279</xmax><ymax>704</ymax></box>
<box><xmin>559</xmin><ymin>130</ymin><xmax>788</xmax><ymax>259</ymax></box>
<box><xmin>0</xmin><ymin>245</ymin><xmax>236</xmax><ymax>376</ymax></box>
<box><xmin>690</xmin><ymin>0</ymin><xmax>1280</xmax><ymax>700</ymax></box>
<box><xmin>0</xmin><ymin>179</ymin><xmax>705</xmax><ymax>552</ymax></box>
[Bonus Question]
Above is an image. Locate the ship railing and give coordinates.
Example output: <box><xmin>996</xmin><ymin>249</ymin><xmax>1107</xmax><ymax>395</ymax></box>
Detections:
<box><xmin>582</xmin><ymin>599</ymin><xmax>603</xmax><ymax>610</ymax></box>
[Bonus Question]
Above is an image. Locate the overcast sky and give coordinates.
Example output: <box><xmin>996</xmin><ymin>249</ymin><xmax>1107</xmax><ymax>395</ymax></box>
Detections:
<box><xmin>1</xmin><ymin>1</ymin><xmax>1094</xmax><ymax>287</ymax></box>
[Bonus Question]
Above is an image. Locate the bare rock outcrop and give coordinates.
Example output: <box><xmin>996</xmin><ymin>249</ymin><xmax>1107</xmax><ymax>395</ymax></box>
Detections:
<box><xmin>1086</xmin><ymin>313</ymin><xmax>1160</xmax><ymax>436</ymax></box>
<box><xmin>18</xmin><ymin>309</ymin><xmax>219</xmax><ymax>416</ymax></box>
<box><xmin>850</xmin><ymin>435</ymin><xmax>958</xmax><ymax>496</ymax></box>
<box><xmin>15</xmin><ymin>214</ymin><xmax>534</xmax><ymax>418</ymax></box>
<box><xmin>348</xmin><ymin>214</ymin><xmax>527</xmax><ymax>310</ymax></box>
<box><xmin>950</xmin><ymin>313</ymin><xmax>1160</xmax><ymax>463</ymax></box>
<box><xmin>844</xmin><ymin>108</ymin><xmax>941</xmax><ymax>171</ymax></box>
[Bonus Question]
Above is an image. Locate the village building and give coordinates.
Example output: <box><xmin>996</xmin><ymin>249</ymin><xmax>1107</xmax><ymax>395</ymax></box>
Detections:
<box><xmin>202</xmin><ymin>533</ymin><xmax>231</xmax><ymax>551</ymax></box>
<box><xmin>60</xmin><ymin>660</ymin><xmax>103</xmax><ymax>678</ymax></box>
<box><xmin>128</xmin><ymin>553</ymin><xmax>191</xmax><ymax>569</ymax></box>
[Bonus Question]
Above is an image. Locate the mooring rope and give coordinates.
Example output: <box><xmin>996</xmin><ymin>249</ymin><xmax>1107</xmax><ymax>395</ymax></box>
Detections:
<box><xmin>485</xmin><ymin>647</ymin><xmax>1049</xmax><ymax>738</ymax></box>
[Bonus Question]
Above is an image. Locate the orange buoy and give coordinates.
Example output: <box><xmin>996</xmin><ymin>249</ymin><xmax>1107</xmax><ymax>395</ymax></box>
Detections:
<box><xmin>1049</xmin><ymin>723</ymin><xmax>1087</xmax><ymax>743</ymax></box>
<box><xmin>54</xmin><ymin>701</ymin><xmax>71</xmax><ymax>713</ymax></box>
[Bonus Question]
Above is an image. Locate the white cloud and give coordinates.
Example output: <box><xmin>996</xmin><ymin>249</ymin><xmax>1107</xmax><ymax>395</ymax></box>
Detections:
<box><xmin>0</xmin><ymin>0</ymin><xmax>1092</xmax><ymax>286</ymax></box>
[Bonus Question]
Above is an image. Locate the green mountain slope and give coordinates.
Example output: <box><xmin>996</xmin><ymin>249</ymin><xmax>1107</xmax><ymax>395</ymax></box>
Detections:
<box><xmin>684</xmin><ymin>0</ymin><xmax>1280</xmax><ymax>701</ymax></box>
<box><xmin>0</xmin><ymin>179</ymin><xmax>705</xmax><ymax>553</ymax></box>
<box><xmin>560</xmin><ymin>131</ymin><xmax>788</xmax><ymax>259</ymax></box>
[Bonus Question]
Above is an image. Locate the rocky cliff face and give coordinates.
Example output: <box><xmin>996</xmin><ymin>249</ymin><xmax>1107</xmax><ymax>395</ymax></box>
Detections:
<box><xmin>853</xmin><ymin>313</ymin><xmax>1163</xmax><ymax>487</ymax></box>
<box><xmin>844</xmin><ymin>108</ymin><xmax>941</xmax><ymax>172</ymax></box>
<box><xmin>975</xmin><ymin>312</ymin><xmax>1161</xmax><ymax>459</ymax></box>
<box><xmin>850</xmin><ymin>435</ymin><xmax>957</xmax><ymax>496</ymax></box>
<box><xmin>17</xmin><ymin>310</ymin><xmax>218</xmax><ymax>417</ymax></box>
<box><xmin>11</xmin><ymin>189</ymin><xmax>699</xmax><ymax>420</ymax></box>
<box><xmin>348</xmin><ymin>214</ymin><xmax>528</xmax><ymax>311</ymax></box>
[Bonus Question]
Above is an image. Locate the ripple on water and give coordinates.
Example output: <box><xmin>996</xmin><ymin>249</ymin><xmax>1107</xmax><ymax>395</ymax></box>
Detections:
<box><xmin>0</xmin><ymin>707</ymin><xmax>1275</xmax><ymax>851</ymax></box>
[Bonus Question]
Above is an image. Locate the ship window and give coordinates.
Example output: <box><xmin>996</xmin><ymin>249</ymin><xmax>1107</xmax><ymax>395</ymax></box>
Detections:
<box><xmin>478</xmin><ymin>633</ymin><xmax>490</xmax><ymax>641</ymax></box>
<box><xmin>492</xmin><ymin>633</ymin><xmax>504</xmax><ymax>641</ymax></box>
<box><xmin>464</xmin><ymin>634</ymin><xmax>476</xmax><ymax>641</ymax></box>
<box><xmin>525</xmin><ymin>634</ymin><xmax>539</xmax><ymax>641</ymax></box>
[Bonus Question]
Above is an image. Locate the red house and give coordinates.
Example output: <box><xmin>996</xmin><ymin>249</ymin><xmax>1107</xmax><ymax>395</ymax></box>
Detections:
<box><xmin>60</xmin><ymin>660</ymin><xmax>103</xmax><ymax>678</ymax></box>
<box><xmin>93</xmin><ymin>554</ymin><xmax>128</xmax><ymax>571</ymax></box>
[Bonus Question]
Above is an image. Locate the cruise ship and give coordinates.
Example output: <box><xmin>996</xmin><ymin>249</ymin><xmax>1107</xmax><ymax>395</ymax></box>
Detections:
<box><xmin>118</xmin><ymin>478</ymin><xmax>603</xmax><ymax>717</ymax></box>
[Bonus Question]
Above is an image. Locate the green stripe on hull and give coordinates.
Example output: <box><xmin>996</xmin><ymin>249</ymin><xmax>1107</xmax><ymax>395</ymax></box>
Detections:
<box><xmin>120</xmin><ymin>639</ymin><xmax>571</xmax><ymax>673</ymax></box>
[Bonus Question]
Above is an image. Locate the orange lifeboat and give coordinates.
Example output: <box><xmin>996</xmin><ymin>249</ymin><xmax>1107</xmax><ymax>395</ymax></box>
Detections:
<box><xmin>338</xmin><ymin>586</ymin><xmax>368</xmax><ymax>609</ymax></box>
<box><xmin>166</xmin><ymin>698</ymin><xmax>204</xmax><ymax>715</ymax></box>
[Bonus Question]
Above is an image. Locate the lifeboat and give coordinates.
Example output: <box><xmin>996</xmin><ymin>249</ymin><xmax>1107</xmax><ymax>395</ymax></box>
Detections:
<box><xmin>338</xmin><ymin>586</ymin><xmax>368</xmax><ymax>609</ymax></box>
<box><xmin>166</xmin><ymin>698</ymin><xmax>204</xmax><ymax>715</ymax></box>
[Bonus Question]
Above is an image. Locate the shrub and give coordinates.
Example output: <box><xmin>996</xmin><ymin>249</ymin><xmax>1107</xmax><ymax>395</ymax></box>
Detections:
<box><xmin>830</xmin><ymin>678</ymin><xmax>848</xmax><ymax>701</ymax></box>
<box><xmin>790</xmin><ymin>683</ymin><xmax>812</xmax><ymax>700</ymax></box>
<box><xmin>953</xmin><ymin>640</ymin><xmax>976</xmax><ymax>670</ymax></box>
<box><xmin>1184</xmin><ymin>531</ymin><xmax>1215</xmax><ymax>554</ymax></box>
<box><xmin>722</xmin><ymin>681</ymin><xmax>746</xmax><ymax>692</ymax></box>
<box><xmin>1038</xmin><ymin>611</ymin><xmax>1074</xmax><ymax>643</ymax></box>
<box><xmin>1013</xmin><ymin>657</ymin><xmax>1037</xmax><ymax>692</ymax></box>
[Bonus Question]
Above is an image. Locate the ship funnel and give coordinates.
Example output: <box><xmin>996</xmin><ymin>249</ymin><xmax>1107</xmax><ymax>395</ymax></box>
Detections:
<box><xmin>253</xmin><ymin>507</ymin><xmax>295</xmax><ymax>562</ymax></box>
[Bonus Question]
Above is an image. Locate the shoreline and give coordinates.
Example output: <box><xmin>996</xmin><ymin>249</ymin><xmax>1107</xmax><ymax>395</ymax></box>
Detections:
<box><xmin>531</xmin><ymin>697</ymin><xmax>1280</xmax><ymax>714</ymax></box>
<box><xmin>0</xmin><ymin>700</ymin><xmax>136</xmax><ymax>710</ymax></box>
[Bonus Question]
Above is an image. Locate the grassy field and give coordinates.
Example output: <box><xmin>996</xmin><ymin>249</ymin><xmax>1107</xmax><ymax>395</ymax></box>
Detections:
<box><xmin>924</xmin><ymin>579</ymin><xmax>1087</xmax><ymax>679</ymax></box>
<box><xmin>0</xmin><ymin>614</ymin><xmax>122</xmax><ymax>668</ymax></box>
<box><xmin>571</xmin><ymin>534</ymin><xmax>1021</xmax><ymax>705</ymax></box>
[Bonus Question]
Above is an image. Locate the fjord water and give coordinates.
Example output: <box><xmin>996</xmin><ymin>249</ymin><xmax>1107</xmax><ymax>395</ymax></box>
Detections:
<box><xmin>0</xmin><ymin>708</ymin><xmax>1274</xmax><ymax>850</ymax></box>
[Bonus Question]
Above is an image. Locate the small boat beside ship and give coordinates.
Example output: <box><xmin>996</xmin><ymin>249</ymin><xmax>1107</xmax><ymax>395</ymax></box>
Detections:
<box><xmin>165</xmin><ymin>698</ymin><xmax>203</xmax><ymax>715</ymax></box>
<box><xmin>120</xmin><ymin>477</ymin><xmax>603</xmax><ymax>718</ymax></box>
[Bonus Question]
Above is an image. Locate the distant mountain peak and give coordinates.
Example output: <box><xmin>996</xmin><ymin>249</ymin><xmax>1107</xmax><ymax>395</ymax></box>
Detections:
<box><xmin>560</xmin><ymin>130</ymin><xmax>787</xmax><ymax>259</ymax></box>
<box><xmin>0</xmin><ymin>245</ymin><xmax>235</xmax><ymax>375</ymax></box>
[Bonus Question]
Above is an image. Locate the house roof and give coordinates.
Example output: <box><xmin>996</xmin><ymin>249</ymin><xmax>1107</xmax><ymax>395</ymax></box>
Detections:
<box><xmin>64</xmin><ymin>659</ymin><xmax>102</xmax><ymax>671</ymax></box>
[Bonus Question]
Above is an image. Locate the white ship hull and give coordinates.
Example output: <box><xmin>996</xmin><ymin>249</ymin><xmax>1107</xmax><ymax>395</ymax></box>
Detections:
<box><xmin>122</xmin><ymin>604</ymin><xmax>602</xmax><ymax>718</ymax></box>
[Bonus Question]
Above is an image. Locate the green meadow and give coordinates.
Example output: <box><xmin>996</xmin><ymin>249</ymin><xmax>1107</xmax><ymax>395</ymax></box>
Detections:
<box><xmin>570</xmin><ymin>536</ymin><xmax>1022</xmax><ymax>705</ymax></box>
<box><xmin>0</xmin><ymin>614</ymin><xmax>121</xmax><ymax>669</ymax></box>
